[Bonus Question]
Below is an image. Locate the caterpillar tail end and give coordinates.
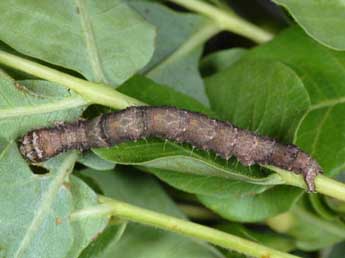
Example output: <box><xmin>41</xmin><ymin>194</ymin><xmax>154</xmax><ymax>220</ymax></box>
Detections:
<box><xmin>303</xmin><ymin>160</ymin><xmax>322</xmax><ymax>193</ymax></box>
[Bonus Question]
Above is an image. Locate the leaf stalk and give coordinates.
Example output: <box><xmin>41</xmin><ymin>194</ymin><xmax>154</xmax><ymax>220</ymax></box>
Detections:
<box><xmin>167</xmin><ymin>0</ymin><xmax>273</xmax><ymax>43</ymax></box>
<box><xmin>70</xmin><ymin>196</ymin><xmax>300</xmax><ymax>258</ymax></box>
<box><xmin>0</xmin><ymin>50</ymin><xmax>145</xmax><ymax>109</ymax></box>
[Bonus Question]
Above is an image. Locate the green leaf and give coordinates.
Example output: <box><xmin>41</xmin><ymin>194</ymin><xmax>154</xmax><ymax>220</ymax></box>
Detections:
<box><xmin>130</xmin><ymin>1</ymin><xmax>212</xmax><ymax>105</ymax></box>
<box><xmin>78</xmin><ymin>168</ymin><xmax>225</xmax><ymax>258</ymax></box>
<box><xmin>205</xmin><ymin>58</ymin><xmax>310</xmax><ymax>142</ymax></box>
<box><xmin>198</xmin><ymin>185</ymin><xmax>301</xmax><ymax>223</ymax></box>
<box><xmin>295</xmin><ymin>105</ymin><xmax>345</xmax><ymax>177</ymax></box>
<box><xmin>267</xmin><ymin>197</ymin><xmax>345</xmax><ymax>251</ymax></box>
<box><xmin>118</xmin><ymin>75</ymin><xmax>210</xmax><ymax>114</ymax></box>
<box><xmin>78</xmin><ymin>152</ymin><xmax>115</xmax><ymax>171</ymax></box>
<box><xmin>247</xmin><ymin>27</ymin><xmax>345</xmax><ymax>106</ymax></box>
<box><xmin>201</xmin><ymin>58</ymin><xmax>310</xmax><ymax>221</ymax></box>
<box><xmin>0</xmin><ymin>0</ymin><xmax>155</xmax><ymax>85</ymax></box>
<box><xmin>246</xmin><ymin>27</ymin><xmax>345</xmax><ymax>177</ymax></box>
<box><xmin>95</xmin><ymin>140</ymin><xmax>282</xmax><ymax>183</ymax></box>
<box><xmin>0</xmin><ymin>77</ymin><xmax>85</xmax><ymax>140</ymax></box>
<box><xmin>0</xmin><ymin>141</ymin><xmax>107</xmax><ymax>258</ymax></box>
<box><xmin>67</xmin><ymin>176</ymin><xmax>109</xmax><ymax>258</ymax></box>
<box><xmin>146</xmin><ymin>168</ymin><xmax>301</xmax><ymax>222</ymax></box>
<box><xmin>323</xmin><ymin>241</ymin><xmax>345</xmax><ymax>258</ymax></box>
<box><xmin>273</xmin><ymin>0</ymin><xmax>345</xmax><ymax>50</ymax></box>
<box><xmin>200</xmin><ymin>48</ymin><xmax>247</xmax><ymax>77</ymax></box>
<box><xmin>79</xmin><ymin>167</ymin><xmax>186</xmax><ymax>216</ymax></box>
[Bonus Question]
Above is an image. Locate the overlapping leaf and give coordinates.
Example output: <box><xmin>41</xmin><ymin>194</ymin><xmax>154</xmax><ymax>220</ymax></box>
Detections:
<box><xmin>0</xmin><ymin>77</ymin><xmax>86</xmax><ymax>141</ymax></box>
<box><xmin>273</xmin><ymin>0</ymin><xmax>345</xmax><ymax>50</ymax></box>
<box><xmin>243</xmin><ymin>26</ymin><xmax>345</xmax><ymax>249</ymax></box>
<box><xmin>0</xmin><ymin>142</ymin><xmax>107</xmax><ymax>258</ymax></box>
<box><xmin>205</xmin><ymin>58</ymin><xmax>310</xmax><ymax>141</ymax></box>
<box><xmin>246</xmin><ymin>27</ymin><xmax>345</xmax><ymax>177</ymax></box>
<box><xmin>324</xmin><ymin>241</ymin><xmax>345</xmax><ymax>258</ymax></box>
<box><xmin>130</xmin><ymin>0</ymin><xmax>211</xmax><ymax>105</ymax></box>
<box><xmin>0</xmin><ymin>73</ymin><xmax>107</xmax><ymax>257</ymax></box>
<box><xmin>200</xmin><ymin>48</ymin><xmax>247</xmax><ymax>77</ymax></box>
<box><xmin>267</xmin><ymin>197</ymin><xmax>345</xmax><ymax>251</ymax></box>
<box><xmin>0</xmin><ymin>0</ymin><xmax>155</xmax><ymax>85</ymax></box>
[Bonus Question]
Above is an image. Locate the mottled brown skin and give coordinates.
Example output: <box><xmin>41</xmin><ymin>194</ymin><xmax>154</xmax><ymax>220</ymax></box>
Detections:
<box><xmin>19</xmin><ymin>106</ymin><xmax>322</xmax><ymax>192</ymax></box>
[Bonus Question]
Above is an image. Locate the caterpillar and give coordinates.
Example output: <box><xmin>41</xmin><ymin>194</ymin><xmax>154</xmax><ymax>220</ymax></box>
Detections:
<box><xmin>19</xmin><ymin>106</ymin><xmax>321</xmax><ymax>192</ymax></box>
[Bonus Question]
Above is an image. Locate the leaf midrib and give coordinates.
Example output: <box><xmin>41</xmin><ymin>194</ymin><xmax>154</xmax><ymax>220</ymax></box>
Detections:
<box><xmin>13</xmin><ymin>153</ymin><xmax>78</xmax><ymax>258</ymax></box>
<box><xmin>75</xmin><ymin>0</ymin><xmax>108</xmax><ymax>83</ymax></box>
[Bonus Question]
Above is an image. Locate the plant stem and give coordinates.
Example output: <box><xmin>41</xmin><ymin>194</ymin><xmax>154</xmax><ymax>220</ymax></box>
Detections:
<box><xmin>266</xmin><ymin>165</ymin><xmax>345</xmax><ymax>202</ymax></box>
<box><xmin>0</xmin><ymin>50</ymin><xmax>145</xmax><ymax>109</ymax></box>
<box><xmin>168</xmin><ymin>0</ymin><xmax>273</xmax><ymax>43</ymax></box>
<box><xmin>70</xmin><ymin>196</ymin><xmax>299</xmax><ymax>258</ymax></box>
<box><xmin>0</xmin><ymin>51</ymin><xmax>345</xmax><ymax>202</ymax></box>
<box><xmin>146</xmin><ymin>22</ymin><xmax>220</xmax><ymax>76</ymax></box>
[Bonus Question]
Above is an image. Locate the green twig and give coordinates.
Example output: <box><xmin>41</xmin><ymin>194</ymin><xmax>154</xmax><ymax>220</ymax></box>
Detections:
<box><xmin>167</xmin><ymin>0</ymin><xmax>273</xmax><ymax>43</ymax></box>
<box><xmin>0</xmin><ymin>50</ymin><xmax>144</xmax><ymax>109</ymax></box>
<box><xmin>70</xmin><ymin>196</ymin><xmax>299</xmax><ymax>258</ymax></box>
<box><xmin>266</xmin><ymin>165</ymin><xmax>345</xmax><ymax>202</ymax></box>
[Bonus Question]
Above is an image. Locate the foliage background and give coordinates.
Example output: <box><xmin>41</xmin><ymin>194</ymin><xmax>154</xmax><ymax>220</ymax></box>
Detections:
<box><xmin>1</xmin><ymin>0</ymin><xmax>345</xmax><ymax>257</ymax></box>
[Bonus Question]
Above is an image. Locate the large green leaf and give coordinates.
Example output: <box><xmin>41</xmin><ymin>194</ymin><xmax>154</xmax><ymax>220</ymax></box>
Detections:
<box><xmin>247</xmin><ymin>27</ymin><xmax>345</xmax><ymax>106</ymax></box>
<box><xmin>295</xmin><ymin>105</ymin><xmax>345</xmax><ymax>177</ymax></box>
<box><xmin>206</xmin><ymin>58</ymin><xmax>310</xmax><ymax>141</ymax></box>
<box><xmin>273</xmin><ymin>0</ymin><xmax>345</xmax><ymax>51</ymax></box>
<box><xmin>0</xmin><ymin>141</ymin><xmax>107</xmax><ymax>258</ymax></box>
<box><xmin>67</xmin><ymin>175</ymin><xmax>109</xmax><ymax>258</ymax></box>
<box><xmin>118</xmin><ymin>75</ymin><xmax>210</xmax><ymax>114</ymax></box>
<box><xmin>146</xmin><ymin>168</ymin><xmax>301</xmax><ymax>222</ymax></box>
<box><xmin>202</xmin><ymin>58</ymin><xmax>310</xmax><ymax>221</ymax></box>
<box><xmin>0</xmin><ymin>0</ymin><xmax>155</xmax><ymax>85</ymax></box>
<box><xmin>246</xmin><ymin>27</ymin><xmax>345</xmax><ymax>177</ymax></box>
<box><xmin>129</xmin><ymin>1</ymin><xmax>211</xmax><ymax>105</ymax></box>
<box><xmin>0</xmin><ymin>73</ymin><xmax>107</xmax><ymax>257</ymax></box>
<box><xmin>0</xmin><ymin>77</ymin><xmax>85</xmax><ymax>141</ymax></box>
<box><xmin>78</xmin><ymin>168</ymin><xmax>224</xmax><ymax>258</ymax></box>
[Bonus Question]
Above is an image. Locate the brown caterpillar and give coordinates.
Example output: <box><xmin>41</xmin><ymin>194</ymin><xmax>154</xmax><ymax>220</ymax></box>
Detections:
<box><xmin>19</xmin><ymin>106</ymin><xmax>321</xmax><ymax>192</ymax></box>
